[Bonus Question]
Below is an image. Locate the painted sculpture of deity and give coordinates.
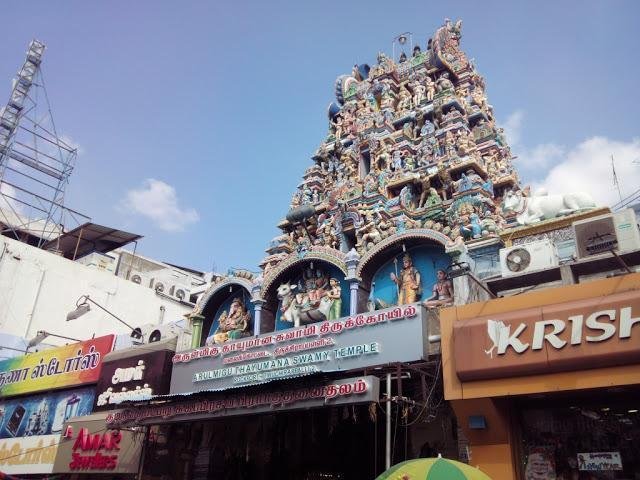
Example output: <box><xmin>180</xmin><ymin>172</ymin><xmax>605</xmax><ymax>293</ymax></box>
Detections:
<box><xmin>425</xmin><ymin>76</ymin><xmax>436</xmax><ymax>102</ymax></box>
<box><xmin>390</xmin><ymin>254</ymin><xmax>422</xmax><ymax>305</ymax></box>
<box><xmin>417</xmin><ymin>172</ymin><xmax>432</xmax><ymax>209</ymax></box>
<box><xmin>423</xmin><ymin>269</ymin><xmax>454</xmax><ymax>308</ymax></box>
<box><xmin>277</xmin><ymin>267</ymin><xmax>343</xmax><ymax>327</ymax></box>
<box><xmin>327</xmin><ymin>278</ymin><xmax>342</xmax><ymax>320</ymax></box>
<box><xmin>411</xmin><ymin>80</ymin><xmax>426</xmax><ymax>106</ymax></box>
<box><xmin>210</xmin><ymin>297</ymin><xmax>251</xmax><ymax>345</ymax></box>
<box><xmin>356</xmin><ymin>212</ymin><xmax>382</xmax><ymax>252</ymax></box>
<box><xmin>397</xmin><ymin>85</ymin><xmax>412</xmax><ymax>114</ymax></box>
<box><xmin>436</xmin><ymin>72</ymin><xmax>454</xmax><ymax>92</ymax></box>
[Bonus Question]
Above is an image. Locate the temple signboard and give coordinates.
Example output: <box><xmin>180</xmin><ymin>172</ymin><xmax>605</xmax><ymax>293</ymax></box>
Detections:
<box><xmin>108</xmin><ymin>376</ymin><xmax>380</xmax><ymax>426</ymax></box>
<box><xmin>170</xmin><ymin>304</ymin><xmax>429</xmax><ymax>394</ymax></box>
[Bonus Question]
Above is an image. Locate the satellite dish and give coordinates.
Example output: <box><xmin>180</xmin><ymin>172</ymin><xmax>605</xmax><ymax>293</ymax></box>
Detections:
<box><xmin>506</xmin><ymin>248</ymin><xmax>531</xmax><ymax>273</ymax></box>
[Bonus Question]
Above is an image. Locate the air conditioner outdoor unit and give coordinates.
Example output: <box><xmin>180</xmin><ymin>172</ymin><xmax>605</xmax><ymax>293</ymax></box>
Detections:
<box><xmin>170</xmin><ymin>285</ymin><xmax>191</xmax><ymax>303</ymax></box>
<box><xmin>129</xmin><ymin>271</ymin><xmax>154</xmax><ymax>288</ymax></box>
<box><xmin>499</xmin><ymin>239</ymin><xmax>559</xmax><ymax>277</ymax></box>
<box><xmin>573</xmin><ymin>209</ymin><xmax>640</xmax><ymax>259</ymax></box>
<box><xmin>150</xmin><ymin>275</ymin><xmax>192</xmax><ymax>303</ymax></box>
<box><xmin>131</xmin><ymin>322</ymin><xmax>192</xmax><ymax>350</ymax></box>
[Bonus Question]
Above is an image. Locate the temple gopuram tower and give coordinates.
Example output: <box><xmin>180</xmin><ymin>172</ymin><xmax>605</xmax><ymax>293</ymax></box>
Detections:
<box><xmin>194</xmin><ymin>19</ymin><xmax>522</xmax><ymax>340</ymax></box>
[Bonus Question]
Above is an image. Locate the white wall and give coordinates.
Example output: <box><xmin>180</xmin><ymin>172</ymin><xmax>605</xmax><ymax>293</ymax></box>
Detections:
<box><xmin>0</xmin><ymin>237</ymin><xmax>192</xmax><ymax>348</ymax></box>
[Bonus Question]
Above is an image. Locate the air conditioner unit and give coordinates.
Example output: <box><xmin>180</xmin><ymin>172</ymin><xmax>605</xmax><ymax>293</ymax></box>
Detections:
<box><xmin>499</xmin><ymin>239</ymin><xmax>559</xmax><ymax>277</ymax></box>
<box><xmin>171</xmin><ymin>286</ymin><xmax>191</xmax><ymax>303</ymax></box>
<box><xmin>573</xmin><ymin>209</ymin><xmax>640</xmax><ymax>259</ymax></box>
<box><xmin>131</xmin><ymin>322</ymin><xmax>192</xmax><ymax>350</ymax></box>
<box><xmin>150</xmin><ymin>276</ymin><xmax>192</xmax><ymax>303</ymax></box>
<box><xmin>129</xmin><ymin>270</ymin><xmax>154</xmax><ymax>288</ymax></box>
<box><xmin>152</xmin><ymin>279</ymin><xmax>167</xmax><ymax>294</ymax></box>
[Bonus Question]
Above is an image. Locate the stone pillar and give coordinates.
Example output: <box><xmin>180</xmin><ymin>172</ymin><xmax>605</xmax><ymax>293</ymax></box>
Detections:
<box><xmin>349</xmin><ymin>281</ymin><xmax>359</xmax><ymax>315</ymax></box>
<box><xmin>189</xmin><ymin>313</ymin><xmax>204</xmax><ymax>349</ymax></box>
<box><xmin>251</xmin><ymin>277</ymin><xmax>264</xmax><ymax>336</ymax></box>
<box><xmin>344</xmin><ymin>248</ymin><xmax>361</xmax><ymax>316</ymax></box>
<box><xmin>252</xmin><ymin>300</ymin><xmax>264</xmax><ymax>336</ymax></box>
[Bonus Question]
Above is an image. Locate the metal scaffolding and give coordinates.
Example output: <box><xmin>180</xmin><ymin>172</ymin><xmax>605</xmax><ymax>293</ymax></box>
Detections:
<box><xmin>0</xmin><ymin>39</ymin><xmax>87</xmax><ymax>248</ymax></box>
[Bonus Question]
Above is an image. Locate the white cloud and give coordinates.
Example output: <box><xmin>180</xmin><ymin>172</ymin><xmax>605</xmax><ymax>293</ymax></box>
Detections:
<box><xmin>534</xmin><ymin>136</ymin><xmax>640</xmax><ymax>208</ymax></box>
<box><xmin>517</xmin><ymin>143</ymin><xmax>566</xmax><ymax>173</ymax></box>
<box><xmin>500</xmin><ymin>110</ymin><xmax>640</xmax><ymax>208</ymax></box>
<box><xmin>123</xmin><ymin>179</ymin><xmax>199</xmax><ymax>232</ymax></box>
<box><xmin>501</xmin><ymin>110</ymin><xmax>524</xmax><ymax>148</ymax></box>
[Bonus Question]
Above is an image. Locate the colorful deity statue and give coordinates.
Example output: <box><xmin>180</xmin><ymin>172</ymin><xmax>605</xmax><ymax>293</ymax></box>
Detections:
<box><xmin>417</xmin><ymin>172</ymin><xmax>432</xmax><ymax>209</ymax></box>
<box><xmin>436</xmin><ymin>72</ymin><xmax>454</xmax><ymax>92</ymax></box>
<box><xmin>444</xmin><ymin>130</ymin><xmax>457</xmax><ymax>157</ymax></box>
<box><xmin>411</xmin><ymin>80</ymin><xmax>427</xmax><ymax>106</ymax></box>
<box><xmin>211</xmin><ymin>297</ymin><xmax>251</xmax><ymax>344</ymax></box>
<box><xmin>423</xmin><ymin>269</ymin><xmax>454</xmax><ymax>308</ymax></box>
<box><xmin>327</xmin><ymin>278</ymin><xmax>342</xmax><ymax>320</ymax></box>
<box><xmin>356</xmin><ymin>212</ymin><xmax>382</xmax><ymax>252</ymax></box>
<box><xmin>425</xmin><ymin>76</ymin><xmax>436</xmax><ymax>102</ymax></box>
<box><xmin>471</xmin><ymin>85</ymin><xmax>488</xmax><ymax>111</ymax></box>
<box><xmin>456</xmin><ymin>129</ymin><xmax>475</xmax><ymax>156</ymax></box>
<box><xmin>391</xmin><ymin>150</ymin><xmax>404</xmax><ymax>171</ymax></box>
<box><xmin>390</xmin><ymin>254</ymin><xmax>422</xmax><ymax>305</ymax></box>
<box><xmin>397</xmin><ymin>85</ymin><xmax>412</xmax><ymax>114</ymax></box>
<box><xmin>420</xmin><ymin>119</ymin><xmax>435</xmax><ymax>137</ymax></box>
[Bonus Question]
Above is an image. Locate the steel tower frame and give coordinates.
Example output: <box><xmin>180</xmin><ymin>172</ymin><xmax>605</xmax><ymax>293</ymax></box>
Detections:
<box><xmin>0</xmin><ymin>39</ymin><xmax>86</xmax><ymax>247</ymax></box>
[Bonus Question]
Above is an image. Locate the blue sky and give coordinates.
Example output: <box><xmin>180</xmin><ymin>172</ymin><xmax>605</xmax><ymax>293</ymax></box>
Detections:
<box><xmin>1</xmin><ymin>1</ymin><xmax>639</xmax><ymax>273</ymax></box>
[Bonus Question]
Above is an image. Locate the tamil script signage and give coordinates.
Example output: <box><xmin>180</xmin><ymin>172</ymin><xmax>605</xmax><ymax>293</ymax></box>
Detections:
<box><xmin>0</xmin><ymin>434</ymin><xmax>58</xmax><ymax>474</ymax></box>
<box><xmin>454</xmin><ymin>290</ymin><xmax>640</xmax><ymax>381</ymax></box>
<box><xmin>94</xmin><ymin>347</ymin><xmax>174</xmax><ymax>411</ymax></box>
<box><xmin>0</xmin><ymin>335</ymin><xmax>114</xmax><ymax>398</ymax></box>
<box><xmin>108</xmin><ymin>375</ymin><xmax>380</xmax><ymax>426</ymax></box>
<box><xmin>170</xmin><ymin>304</ymin><xmax>427</xmax><ymax>394</ymax></box>
<box><xmin>53</xmin><ymin>413</ymin><xmax>143</xmax><ymax>474</ymax></box>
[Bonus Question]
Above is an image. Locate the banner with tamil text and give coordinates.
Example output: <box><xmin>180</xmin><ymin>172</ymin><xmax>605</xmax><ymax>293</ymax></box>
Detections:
<box><xmin>0</xmin><ymin>335</ymin><xmax>114</xmax><ymax>398</ymax></box>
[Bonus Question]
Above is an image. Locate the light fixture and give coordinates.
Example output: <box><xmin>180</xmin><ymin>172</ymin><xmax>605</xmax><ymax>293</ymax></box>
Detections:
<box><xmin>27</xmin><ymin>330</ymin><xmax>80</xmax><ymax>348</ymax></box>
<box><xmin>66</xmin><ymin>303</ymin><xmax>90</xmax><ymax>321</ymax></box>
<box><xmin>398</xmin><ymin>35</ymin><xmax>407</xmax><ymax>45</ymax></box>
<box><xmin>67</xmin><ymin>295</ymin><xmax>141</xmax><ymax>340</ymax></box>
<box><xmin>601</xmin><ymin>407</ymin><xmax>610</xmax><ymax>412</ymax></box>
<box><xmin>628</xmin><ymin>409</ymin><xmax>638</xmax><ymax>413</ymax></box>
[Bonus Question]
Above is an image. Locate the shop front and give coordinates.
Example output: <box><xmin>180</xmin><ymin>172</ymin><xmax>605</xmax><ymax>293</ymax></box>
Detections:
<box><xmin>52</xmin><ymin>412</ymin><xmax>144</xmax><ymax>479</ymax></box>
<box><xmin>441</xmin><ymin>273</ymin><xmax>640</xmax><ymax>480</ymax></box>
<box><xmin>110</xmin><ymin>303</ymin><xmax>458</xmax><ymax>480</ymax></box>
<box><xmin>47</xmin><ymin>338</ymin><xmax>178</xmax><ymax>479</ymax></box>
<box><xmin>0</xmin><ymin>335</ymin><xmax>114</xmax><ymax>477</ymax></box>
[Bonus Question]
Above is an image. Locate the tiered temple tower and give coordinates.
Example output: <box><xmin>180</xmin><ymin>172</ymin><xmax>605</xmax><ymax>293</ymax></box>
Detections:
<box><xmin>261</xmin><ymin>20</ymin><xmax>519</xmax><ymax>277</ymax></box>
<box><xmin>195</xmin><ymin>19</ymin><xmax>525</xmax><ymax>343</ymax></box>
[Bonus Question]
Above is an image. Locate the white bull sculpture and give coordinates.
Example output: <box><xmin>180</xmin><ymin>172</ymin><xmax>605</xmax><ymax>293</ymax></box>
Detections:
<box><xmin>502</xmin><ymin>188</ymin><xmax>596</xmax><ymax>226</ymax></box>
<box><xmin>277</xmin><ymin>281</ymin><xmax>332</xmax><ymax>328</ymax></box>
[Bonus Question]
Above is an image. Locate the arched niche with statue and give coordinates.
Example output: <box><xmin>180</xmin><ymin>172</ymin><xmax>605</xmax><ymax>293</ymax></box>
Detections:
<box><xmin>197</xmin><ymin>281</ymin><xmax>254</xmax><ymax>347</ymax></box>
<box><xmin>259</xmin><ymin>258</ymin><xmax>349</xmax><ymax>333</ymax></box>
<box><xmin>356</xmin><ymin>234</ymin><xmax>452</xmax><ymax>312</ymax></box>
